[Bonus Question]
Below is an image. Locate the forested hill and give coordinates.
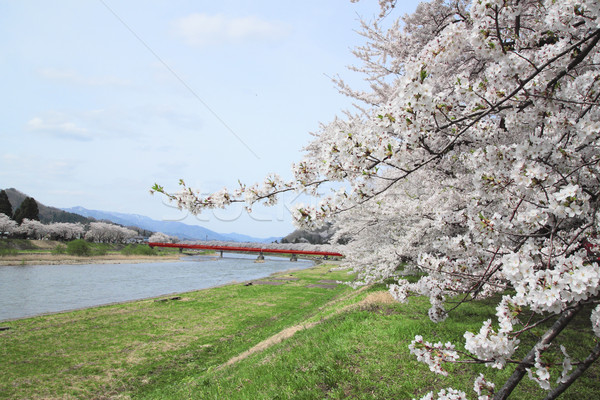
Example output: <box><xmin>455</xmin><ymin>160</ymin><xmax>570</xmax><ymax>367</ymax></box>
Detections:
<box><xmin>2</xmin><ymin>188</ymin><xmax>95</xmax><ymax>224</ymax></box>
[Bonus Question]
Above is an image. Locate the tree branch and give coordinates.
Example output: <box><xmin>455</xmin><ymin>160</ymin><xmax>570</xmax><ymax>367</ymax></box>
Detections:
<box><xmin>543</xmin><ymin>342</ymin><xmax>600</xmax><ymax>400</ymax></box>
<box><xmin>494</xmin><ymin>304</ymin><xmax>583</xmax><ymax>400</ymax></box>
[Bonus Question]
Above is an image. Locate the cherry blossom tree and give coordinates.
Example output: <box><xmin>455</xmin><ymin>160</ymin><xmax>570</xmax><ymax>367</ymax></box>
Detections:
<box><xmin>154</xmin><ymin>0</ymin><xmax>600</xmax><ymax>397</ymax></box>
<box><xmin>84</xmin><ymin>222</ymin><xmax>136</xmax><ymax>244</ymax></box>
<box><xmin>47</xmin><ymin>222</ymin><xmax>85</xmax><ymax>241</ymax></box>
<box><xmin>110</xmin><ymin>225</ymin><xmax>137</xmax><ymax>244</ymax></box>
<box><xmin>148</xmin><ymin>232</ymin><xmax>179</xmax><ymax>243</ymax></box>
<box><xmin>18</xmin><ymin>218</ymin><xmax>49</xmax><ymax>240</ymax></box>
<box><xmin>0</xmin><ymin>213</ymin><xmax>18</xmax><ymax>237</ymax></box>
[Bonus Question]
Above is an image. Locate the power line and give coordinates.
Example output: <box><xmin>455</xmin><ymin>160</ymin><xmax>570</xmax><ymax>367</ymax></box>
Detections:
<box><xmin>98</xmin><ymin>0</ymin><xmax>260</xmax><ymax>159</ymax></box>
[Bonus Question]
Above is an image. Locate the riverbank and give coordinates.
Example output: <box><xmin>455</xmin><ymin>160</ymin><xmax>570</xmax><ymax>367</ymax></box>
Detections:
<box><xmin>0</xmin><ymin>253</ymin><xmax>182</xmax><ymax>266</ymax></box>
<box><xmin>1</xmin><ymin>264</ymin><xmax>598</xmax><ymax>399</ymax></box>
<box><xmin>0</xmin><ymin>238</ymin><xmax>182</xmax><ymax>266</ymax></box>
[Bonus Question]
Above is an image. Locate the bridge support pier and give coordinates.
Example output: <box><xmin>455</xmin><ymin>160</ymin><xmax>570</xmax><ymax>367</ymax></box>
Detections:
<box><xmin>220</xmin><ymin>250</ymin><xmax>223</xmax><ymax>258</ymax></box>
<box><xmin>179</xmin><ymin>247</ymin><xmax>183</xmax><ymax>253</ymax></box>
<box><xmin>255</xmin><ymin>251</ymin><xmax>265</xmax><ymax>263</ymax></box>
<box><xmin>290</xmin><ymin>254</ymin><xmax>298</xmax><ymax>262</ymax></box>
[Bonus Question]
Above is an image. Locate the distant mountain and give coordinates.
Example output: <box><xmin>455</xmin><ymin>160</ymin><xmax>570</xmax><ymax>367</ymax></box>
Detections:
<box><xmin>3</xmin><ymin>188</ymin><xmax>95</xmax><ymax>224</ymax></box>
<box><xmin>63</xmin><ymin>206</ymin><xmax>282</xmax><ymax>243</ymax></box>
<box><xmin>220</xmin><ymin>231</ymin><xmax>282</xmax><ymax>244</ymax></box>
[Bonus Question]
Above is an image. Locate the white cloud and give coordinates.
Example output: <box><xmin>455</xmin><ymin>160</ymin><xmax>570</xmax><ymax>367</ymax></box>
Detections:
<box><xmin>172</xmin><ymin>13</ymin><xmax>290</xmax><ymax>47</ymax></box>
<box><xmin>38</xmin><ymin>68</ymin><xmax>131</xmax><ymax>87</ymax></box>
<box><xmin>47</xmin><ymin>189</ymin><xmax>87</xmax><ymax>197</ymax></box>
<box><xmin>26</xmin><ymin>115</ymin><xmax>92</xmax><ymax>141</ymax></box>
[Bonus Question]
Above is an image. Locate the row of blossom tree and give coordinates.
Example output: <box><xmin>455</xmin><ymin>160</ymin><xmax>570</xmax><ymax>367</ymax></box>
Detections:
<box><xmin>154</xmin><ymin>0</ymin><xmax>600</xmax><ymax>398</ymax></box>
<box><xmin>0</xmin><ymin>213</ymin><xmax>155</xmax><ymax>244</ymax></box>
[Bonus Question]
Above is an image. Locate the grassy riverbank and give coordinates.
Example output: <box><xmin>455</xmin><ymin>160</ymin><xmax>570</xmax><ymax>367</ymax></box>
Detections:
<box><xmin>1</xmin><ymin>264</ymin><xmax>598</xmax><ymax>399</ymax></box>
<box><xmin>0</xmin><ymin>239</ymin><xmax>182</xmax><ymax>266</ymax></box>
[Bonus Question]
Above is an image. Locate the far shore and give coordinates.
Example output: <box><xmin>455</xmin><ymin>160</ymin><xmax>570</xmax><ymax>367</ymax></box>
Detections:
<box><xmin>0</xmin><ymin>253</ymin><xmax>183</xmax><ymax>266</ymax></box>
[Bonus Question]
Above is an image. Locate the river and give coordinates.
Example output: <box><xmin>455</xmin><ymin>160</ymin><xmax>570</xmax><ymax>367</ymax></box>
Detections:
<box><xmin>0</xmin><ymin>254</ymin><xmax>313</xmax><ymax>321</ymax></box>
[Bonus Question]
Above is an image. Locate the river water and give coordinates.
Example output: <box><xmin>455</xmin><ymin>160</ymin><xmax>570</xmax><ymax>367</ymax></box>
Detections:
<box><xmin>0</xmin><ymin>254</ymin><xmax>313</xmax><ymax>321</ymax></box>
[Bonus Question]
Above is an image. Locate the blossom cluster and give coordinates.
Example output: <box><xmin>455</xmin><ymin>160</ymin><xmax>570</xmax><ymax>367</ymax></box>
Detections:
<box><xmin>463</xmin><ymin>320</ymin><xmax>519</xmax><ymax>369</ymax></box>
<box><xmin>409</xmin><ymin>335</ymin><xmax>459</xmax><ymax>376</ymax></box>
<box><xmin>592</xmin><ymin>306</ymin><xmax>600</xmax><ymax>338</ymax></box>
<box><xmin>525</xmin><ymin>344</ymin><xmax>552</xmax><ymax>390</ymax></box>
<box><xmin>473</xmin><ymin>374</ymin><xmax>495</xmax><ymax>400</ymax></box>
<box><xmin>416</xmin><ymin>374</ymin><xmax>495</xmax><ymax>400</ymax></box>
<box><xmin>416</xmin><ymin>388</ymin><xmax>467</xmax><ymax>400</ymax></box>
<box><xmin>501</xmin><ymin>249</ymin><xmax>600</xmax><ymax>314</ymax></box>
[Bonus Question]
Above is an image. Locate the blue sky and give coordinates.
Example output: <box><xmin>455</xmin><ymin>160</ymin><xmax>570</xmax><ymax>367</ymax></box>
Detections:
<box><xmin>0</xmin><ymin>0</ymin><xmax>420</xmax><ymax>238</ymax></box>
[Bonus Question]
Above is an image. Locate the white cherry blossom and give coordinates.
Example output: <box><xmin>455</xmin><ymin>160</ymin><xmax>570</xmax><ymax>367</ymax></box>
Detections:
<box><xmin>156</xmin><ymin>0</ymin><xmax>600</xmax><ymax>397</ymax></box>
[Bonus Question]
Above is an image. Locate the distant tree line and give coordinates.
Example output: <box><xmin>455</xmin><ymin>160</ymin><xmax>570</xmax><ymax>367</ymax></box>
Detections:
<box><xmin>0</xmin><ymin>190</ymin><xmax>158</xmax><ymax>243</ymax></box>
<box><xmin>0</xmin><ymin>210</ymin><xmax>142</xmax><ymax>244</ymax></box>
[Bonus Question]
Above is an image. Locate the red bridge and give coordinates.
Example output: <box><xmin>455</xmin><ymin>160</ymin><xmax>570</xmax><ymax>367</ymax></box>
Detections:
<box><xmin>148</xmin><ymin>242</ymin><xmax>343</xmax><ymax>262</ymax></box>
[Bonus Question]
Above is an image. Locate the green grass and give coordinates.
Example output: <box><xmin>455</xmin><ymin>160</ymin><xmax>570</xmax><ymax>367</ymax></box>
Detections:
<box><xmin>0</xmin><ymin>247</ymin><xmax>19</xmax><ymax>256</ymax></box>
<box><xmin>0</xmin><ymin>265</ymin><xmax>353</xmax><ymax>399</ymax></box>
<box><xmin>51</xmin><ymin>243</ymin><xmax>67</xmax><ymax>254</ymax></box>
<box><xmin>154</xmin><ymin>289</ymin><xmax>599</xmax><ymax>400</ymax></box>
<box><xmin>1</xmin><ymin>265</ymin><xmax>598</xmax><ymax>399</ymax></box>
<box><xmin>121</xmin><ymin>244</ymin><xmax>158</xmax><ymax>256</ymax></box>
<box><xmin>0</xmin><ymin>238</ymin><xmax>40</xmax><ymax>251</ymax></box>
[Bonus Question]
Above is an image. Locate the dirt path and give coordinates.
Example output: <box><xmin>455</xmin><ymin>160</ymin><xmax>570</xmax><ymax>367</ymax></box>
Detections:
<box><xmin>219</xmin><ymin>285</ymin><xmax>380</xmax><ymax>369</ymax></box>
